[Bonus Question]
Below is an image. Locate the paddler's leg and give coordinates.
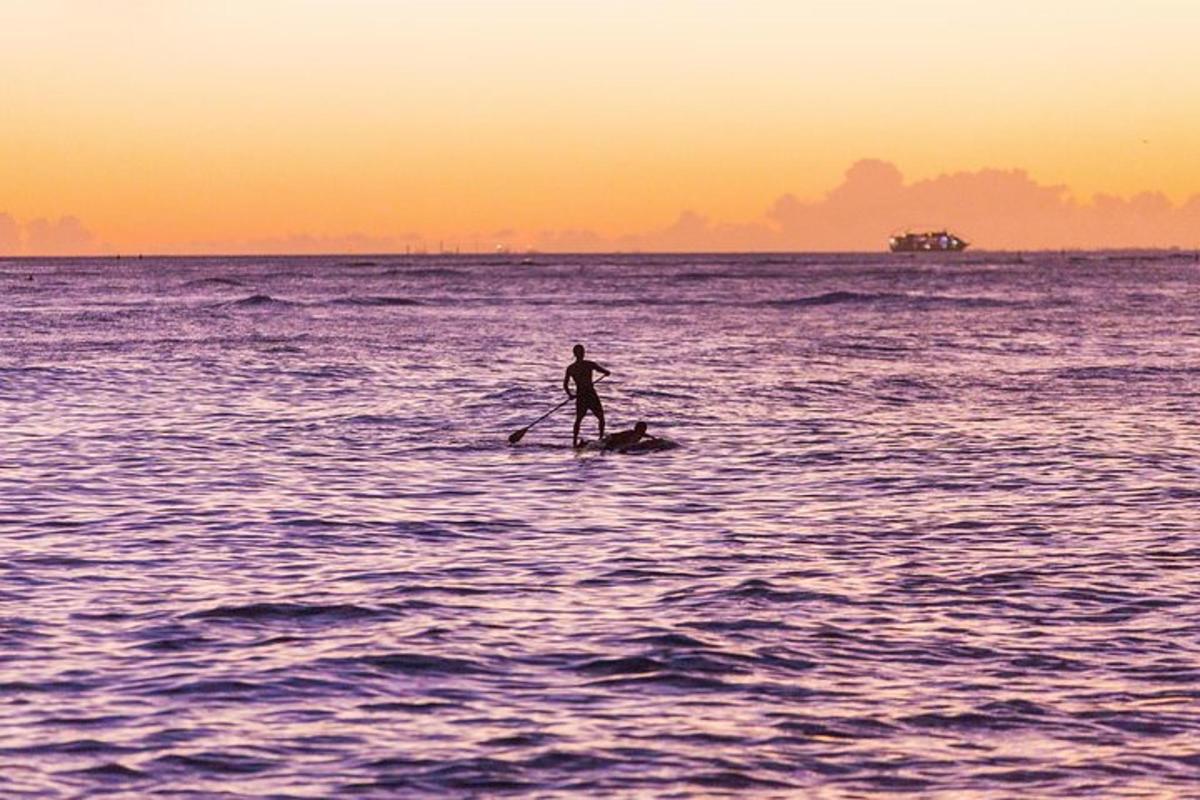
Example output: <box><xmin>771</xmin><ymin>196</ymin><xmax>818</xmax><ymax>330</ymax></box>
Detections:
<box><xmin>573</xmin><ymin>401</ymin><xmax>586</xmax><ymax>447</ymax></box>
<box><xmin>593</xmin><ymin>395</ymin><xmax>605</xmax><ymax>440</ymax></box>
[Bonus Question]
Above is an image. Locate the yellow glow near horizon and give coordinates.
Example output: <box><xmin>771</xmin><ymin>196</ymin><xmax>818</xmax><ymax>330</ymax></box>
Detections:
<box><xmin>2</xmin><ymin>0</ymin><xmax>1199</xmax><ymax>252</ymax></box>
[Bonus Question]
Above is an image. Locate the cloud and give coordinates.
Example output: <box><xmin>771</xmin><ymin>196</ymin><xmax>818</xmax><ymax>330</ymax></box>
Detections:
<box><xmin>0</xmin><ymin>214</ymin><xmax>20</xmax><ymax>254</ymax></box>
<box><xmin>5</xmin><ymin>161</ymin><xmax>1200</xmax><ymax>254</ymax></box>
<box><xmin>0</xmin><ymin>214</ymin><xmax>102</xmax><ymax>255</ymax></box>
<box><xmin>532</xmin><ymin>159</ymin><xmax>1200</xmax><ymax>251</ymax></box>
<box><xmin>24</xmin><ymin>216</ymin><xmax>97</xmax><ymax>255</ymax></box>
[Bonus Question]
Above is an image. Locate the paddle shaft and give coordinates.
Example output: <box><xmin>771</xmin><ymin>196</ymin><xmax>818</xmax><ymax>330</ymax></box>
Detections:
<box><xmin>513</xmin><ymin>373</ymin><xmax>607</xmax><ymax>440</ymax></box>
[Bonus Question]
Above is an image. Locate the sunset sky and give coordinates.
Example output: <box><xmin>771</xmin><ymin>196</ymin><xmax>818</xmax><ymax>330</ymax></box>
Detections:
<box><xmin>3</xmin><ymin>0</ymin><xmax>1199</xmax><ymax>253</ymax></box>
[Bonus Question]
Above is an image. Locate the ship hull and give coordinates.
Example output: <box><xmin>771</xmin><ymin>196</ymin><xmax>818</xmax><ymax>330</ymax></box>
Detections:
<box><xmin>889</xmin><ymin>231</ymin><xmax>969</xmax><ymax>252</ymax></box>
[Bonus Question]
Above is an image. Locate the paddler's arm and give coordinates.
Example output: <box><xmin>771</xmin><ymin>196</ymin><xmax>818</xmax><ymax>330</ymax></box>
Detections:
<box><xmin>562</xmin><ymin>368</ymin><xmax>574</xmax><ymax>398</ymax></box>
<box><xmin>594</xmin><ymin>362</ymin><xmax>611</xmax><ymax>377</ymax></box>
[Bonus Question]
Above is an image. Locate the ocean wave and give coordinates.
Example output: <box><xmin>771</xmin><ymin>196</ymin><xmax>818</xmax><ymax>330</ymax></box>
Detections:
<box><xmin>12</xmin><ymin>738</ymin><xmax>136</xmax><ymax>755</ymax></box>
<box><xmin>762</xmin><ymin>290</ymin><xmax>890</xmax><ymax>307</ymax></box>
<box><xmin>669</xmin><ymin>270</ymin><xmax>792</xmax><ymax>282</ymax></box>
<box><xmin>64</xmin><ymin>763</ymin><xmax>147</xmax><ymax>781</ymax></box>
<box><xmin>338</xmin><ymin>652</ymin><xmax>489</xmax><ymax>675</ymax></box>
<box><xmin>329</xmin><ymin>296</ymin><xmax>422</xmax><ymax>307</ymax></box>
<box><xmin>181</xmin><ymin>276</ymin><xmax>245</xmax><ymax>288</ymax></box>
<box><xmin>761</xmin><ymin>291</ymin><xmax>1015</xmax><ymax>308</ymax></box>
<box><xmin>151</xmin><ymin>752</ymin><xmax>275</xmax><ymax>775</ymax></box>
<box><xmin>0</xmin><ymin>365</ymin><xmax>85</xmax><ymax>376</ymax></box>
<box><xmin>184</xmin><ymin>601</ymin><xmax>384</xmax><ymax>624</ymax></box>
<box><xmin>1056</xmin><ymin>364</ymin><xmax>1200</xmax><ymax>381</ymax></box>
<box><xmin>382</xmin><ymin>267</ymin><xmax>467</xmax><ymax>277</ymax></box>
<box><xmin>0</xmin><ymin>679</ymin><xmax>93</xmax><ymax>694</ymax></box>
<box><xmin>585</xmin><ymin>671</ymin><xmax>733</xmax><ymax>691</ymax></box>
<box><xmin>688</xmin><ymin>771</ymin><xmax>795</xmax><ymax>790</ymax></box>
<box><xmin>224</xmin><ymin>293</ymin><xmax>299</xmax><ymax>308</ymax></box>
<box><xmin>574</xmin><ymin>655</ymin><xmax>666</xmax><ymax>676</ymax></box>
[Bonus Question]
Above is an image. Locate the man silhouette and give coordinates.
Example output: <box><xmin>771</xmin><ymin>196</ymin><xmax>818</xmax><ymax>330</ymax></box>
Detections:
<box><xmin>602</xmin><ymin>421</ymin><xmax>660</xmax><ymax>452</ymax></box>
<box><xmin>563</xmin><ymin>344</ymin><xmax>610</xmax><ymax>447</ymax></box>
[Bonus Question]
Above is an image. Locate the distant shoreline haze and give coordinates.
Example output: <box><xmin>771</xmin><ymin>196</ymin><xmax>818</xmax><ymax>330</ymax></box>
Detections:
<box><xmin>3</xmin><ymin>160</ymin><xmax>1200</xmax><ymax>257</ymax></box>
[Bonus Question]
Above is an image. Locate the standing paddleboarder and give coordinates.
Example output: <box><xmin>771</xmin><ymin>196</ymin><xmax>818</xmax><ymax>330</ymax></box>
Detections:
<box><xmin>564</xmin><ymin>344</ymin><xmax>610</xmax><ymax>448</ymax></box>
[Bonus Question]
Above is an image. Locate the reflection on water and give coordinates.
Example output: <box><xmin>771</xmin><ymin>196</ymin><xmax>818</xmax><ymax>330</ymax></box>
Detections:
<box><xmin>1</xmin><ymin>252</ymin><xmax>1198</xmax><ymax>797</ymax></box>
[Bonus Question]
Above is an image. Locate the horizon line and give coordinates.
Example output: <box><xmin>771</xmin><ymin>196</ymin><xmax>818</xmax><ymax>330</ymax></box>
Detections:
<box><xmin>6</xmin><ymin>246</ymin><xmax>1200</xmax><ymax>260</ymax></box>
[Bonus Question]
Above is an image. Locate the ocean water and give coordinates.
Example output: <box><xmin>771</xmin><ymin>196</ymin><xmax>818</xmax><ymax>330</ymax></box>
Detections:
<box><xmin>2</xmin><ymin>252</ymin><xmax>1199</xmax><ymax>798</ymax></box>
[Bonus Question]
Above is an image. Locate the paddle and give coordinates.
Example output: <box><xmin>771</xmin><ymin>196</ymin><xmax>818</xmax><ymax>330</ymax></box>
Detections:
<box><xmin>508</xmin><ymin>374</ymin><xmax>607</xmax><ymax>444</ymax></box>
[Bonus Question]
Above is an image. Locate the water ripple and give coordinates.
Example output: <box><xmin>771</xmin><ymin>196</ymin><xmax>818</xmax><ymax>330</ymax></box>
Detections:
<box><xmin>2</xmin><ymin>253</ymin><xmax>1198</xmax><ymax>797</ymax></box>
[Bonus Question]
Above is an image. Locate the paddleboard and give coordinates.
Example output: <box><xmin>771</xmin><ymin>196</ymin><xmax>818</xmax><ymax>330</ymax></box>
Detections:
<box><xmin>575</xmin><ymin>437</ymin><xmax>677</xmax><ymax>454</ymax></box>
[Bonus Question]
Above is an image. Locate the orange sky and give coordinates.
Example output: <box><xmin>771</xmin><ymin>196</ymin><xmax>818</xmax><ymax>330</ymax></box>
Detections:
<box><xmin>2</xmin><ymin>1</ymin><xmax>1199</xmax><ymax>254</ymax></box>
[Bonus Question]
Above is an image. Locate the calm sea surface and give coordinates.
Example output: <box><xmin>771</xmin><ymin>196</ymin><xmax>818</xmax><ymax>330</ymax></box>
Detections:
<box><xmin>2</xmin><ymin>252</ymin><xmax>1199</xmax><ymax>798</ymax></box>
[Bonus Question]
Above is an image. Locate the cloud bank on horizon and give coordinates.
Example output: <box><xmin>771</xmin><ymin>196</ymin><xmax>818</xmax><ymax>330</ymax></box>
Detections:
<box><xmin>0</xmin><ymin>214</ymin><xmax>96</xmax><ymax>256</ymax></box>
<box><xmin>538</xmin><ymin>160</ymin><xmax>1200</xmax><ymax>253</ymax></box>
<box><xmin>4</xmin><ymin>160</ymin><xmax>1200</xmax><ymax>255</ymax></box>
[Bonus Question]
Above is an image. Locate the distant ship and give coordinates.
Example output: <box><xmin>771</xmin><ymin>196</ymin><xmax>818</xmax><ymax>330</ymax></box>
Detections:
<box><xmin>889</xmin><ymin>230</ymin><xmax>969</xmax><ymax>252</ymax></box>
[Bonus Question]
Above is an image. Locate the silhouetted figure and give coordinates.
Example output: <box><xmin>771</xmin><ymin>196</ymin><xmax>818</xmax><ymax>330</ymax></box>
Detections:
<box><xmin>602</xmin><ymin>421</ymin><xmax>660</xmax><ymax>452</ymax></box>
<box><xmin>563</xmin><ymin>344</ymin><xmax>609</xmax><ymax>447</ymax></box>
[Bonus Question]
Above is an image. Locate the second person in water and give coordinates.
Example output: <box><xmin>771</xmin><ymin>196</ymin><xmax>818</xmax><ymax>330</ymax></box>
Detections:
<box><xmin>563</xmin><ymin>344</ymin><xmax>610</xmax><ymax>448</ymax></box>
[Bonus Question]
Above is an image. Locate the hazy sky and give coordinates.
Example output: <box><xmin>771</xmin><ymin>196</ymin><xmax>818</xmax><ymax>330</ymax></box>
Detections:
<box><xmin>3</xmin><ymin>1</ymin><xmax>1199</xmax><ymax>253</ymax></box>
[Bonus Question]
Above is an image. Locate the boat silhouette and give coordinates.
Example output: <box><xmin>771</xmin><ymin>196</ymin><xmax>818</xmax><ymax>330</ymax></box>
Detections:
<box><xmin>889</xmin><ymin>230</ymin><xmax>969</xmax><ymax>252</ymax></box>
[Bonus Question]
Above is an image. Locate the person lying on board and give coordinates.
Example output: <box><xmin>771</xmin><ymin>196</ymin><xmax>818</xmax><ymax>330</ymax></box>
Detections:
<box><xmin>602</xmin><ymin>421</ymin><xmax>661</xmax><ymax>452</ymax></box>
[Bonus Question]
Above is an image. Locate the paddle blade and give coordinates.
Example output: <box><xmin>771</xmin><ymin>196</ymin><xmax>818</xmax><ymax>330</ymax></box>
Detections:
<box><xmin>507</xmin><ymin>428</ymin><xmax>528</xmax><ymax>444</ymax></box>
